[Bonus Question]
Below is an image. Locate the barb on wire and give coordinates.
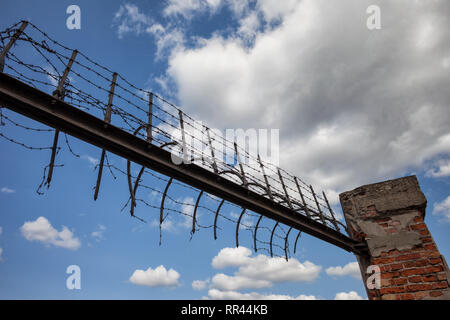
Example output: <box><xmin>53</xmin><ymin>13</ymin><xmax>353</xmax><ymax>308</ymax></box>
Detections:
<box><xmin>0</xmin><ymin>20</ymin><xmax>351</xmax><ymax>259</ymax></box>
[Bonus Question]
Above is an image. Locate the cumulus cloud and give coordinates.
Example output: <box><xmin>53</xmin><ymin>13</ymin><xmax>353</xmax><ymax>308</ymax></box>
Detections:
<box><xmin>426</xmin><ymin>159</ymin><xmax>450</xmax><ymax>178</ymax></box>
<box><xmin>20</xmin><ymin>217</ymin><xmax>81</xmax><ymax>250</ymax></box>
<box><xmin>129</xmin><ymin>265</ymin><xmax>180</xmax><ymax>287</ymax></box>
<box><xmin>326</xmin><ymin>262</ymin><xmax>361</xmax><ymax>280</ymax></box>
<box><xmin>160</xmin><ymin>0</ymin><xmax>450</xmax><ymax>194</ymax></box>
<box><xmin>205</xmin><ymin>289</ymin><xmax>317</xmax><ymax>300</ymax></box>
<box><xmin>112</xmin><ymin>3</ymin><xmax>184</xmax><ymax>60</ymax></box>
<box><xmin>211</xmin><ymin>246</ymin><xmax>252</xmax><ymax>269</ymax></box>
<box><xmin>334</xmin><ymin>291</ymin><xmax>364</xmax><ymax>300</ymax></box>
<box><xmin>113</xmin><ymin>3</ymin><xmax>152</xmax><ymax>39</ymax></box>
<box><xmin>163</xmin><ymin>0</ymin><xmax>222</xmax><ymax>19</ymax></box>
<box><xmin>433</xmin><ymin>196</ymin><xmax>450</xmax><ymax>223</ymax></box>
<box><xmin>210</xmin><ymin>247</ymin><xmax>321</xmax><ymax>292</ymax></box>
<box><xmin>212</xmin><ymin>274</ymin><xmax>271</xmax><ymax>291</ymax></box>
<box><xmin>199</xmin><ymin>247</ymin><xmax>364</xmax><ymax>299</ymax></box>
<box><xmin>1</xmin><ymin>187</ymin><xmax>15</xmax><ymax>194</ymax></box>
<box><xmin>192</xmin><ymin>279</ymin><xmax>210</xmax><ymax>290</ymax></box>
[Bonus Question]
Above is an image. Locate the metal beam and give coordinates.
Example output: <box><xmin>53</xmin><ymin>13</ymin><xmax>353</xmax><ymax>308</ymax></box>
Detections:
<box><xmin>0</xmin><ymin>73</ymin><xmax>366</xmax><ymax>255</ymax></box>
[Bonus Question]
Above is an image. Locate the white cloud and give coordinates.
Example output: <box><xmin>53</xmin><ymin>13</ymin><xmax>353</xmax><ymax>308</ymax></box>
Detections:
<box><xmin>113</xmin><ymin>3</ymin><xmax>152</xmax><ymax>39</ymax></box>
<box><xmin>81</xmin><ymin>155</ymin><xmax>99</xmax><ymax>167</ymax></box>
<box><xmin>212</xmin><ymin>273</ymin><xmax>271</xmax><ymax>291</ymax></box>
<box><xmin>426</xmin><ymin>159</ymin><xmax>450</xmax><ymax>178</ymax></box>
<box><xmin>20</xmin><ymin>216</ymin><xmax>81</xmax><ymax>250</ymax></box>
<box><xmin>201</xmin><ymin>247</ymin><xmax>363</xmax><ymax>300</ymax></box>
<box><xmin>162</xmin><ymin>0</ymin><xmax>450</xmax><ymax>193</ymax></box>
<box><xmin>433</xmin><ymin>196</ymin><xmax>450</xmax><ymax>223</ymax></box>
<box><xmin>113</xmin><ymin>3</ymin><xmax>185</xmax><ymax>60</ymax></box>
<box><xmin>1</xmin><ymin>187</ymin><xmax>15</xmax><ymax>194</ymax></box>
<box><xmin>151</xmin><ymin>218</ymin><xmax>176</xmax><ymax>232</ymax></box>
<box><xmin>91</xmin><ymin>224</ymin><xmax>106</xmax><ymax>241</ymax></box>
<box><xmin>211</xmin><ymin>246</ymin><xmax>253</xmax><ymax>269</ymax></box>
<box><xmin>163</xmin><ymin>0</ymin><xmax>222</xmax><ymax>19</ymax></box>
<box><xmin>192</xmin><ymin>279</ymin><xmax>210</xmax><ymax>290</ymax></box>
<box><xmin>334</xmin><ymin>291</ymin><xmax>364</xmax><ymax>300</ymax></box>
<box><xmin>210</xmin><ymin>247</ymin><xmax>321</xmax><ymax>292</ymax></box>
<box><xmin>129</xmin><ymin>265</ymin><xmax>180</xmax><ymax>287</ymax></box>
<box><xmin>205</xmin><ymin>289</ymin><xmax>317</xmax><ymax>300</ymax></box>
<box><xmin>256</xmin><ymin>0</ymin><xmax>298</xmax><ymax>22</ymax></box>
<box><xmin>326</xmin><ymin>262</ymin><xmax>361</xmax><ymax>280</ymax></box>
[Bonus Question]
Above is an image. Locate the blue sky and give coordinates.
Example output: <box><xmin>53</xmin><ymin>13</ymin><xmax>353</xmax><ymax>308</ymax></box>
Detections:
<box><xmin>0</xmin><ymin>0</ymin><xmax>449</xmax><ymax>300</ymax></box>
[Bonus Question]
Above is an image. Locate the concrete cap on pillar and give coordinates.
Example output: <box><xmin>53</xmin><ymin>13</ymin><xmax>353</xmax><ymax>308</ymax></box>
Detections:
<box><xmin>339</xmin><ymin>175</ymin><xmax>427</xmax><ymax>219</ymax></box>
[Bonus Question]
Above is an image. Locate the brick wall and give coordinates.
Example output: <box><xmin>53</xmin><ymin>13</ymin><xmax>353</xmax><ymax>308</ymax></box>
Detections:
<box><xmin>340</xmin><ymin>176</ymin><xmax>450</xmax><ymax>300</ymax></box>
<box><xmin>368</xmin><ymin>212</ymin><xmax>448</xmax><ymax>300</ymax></box>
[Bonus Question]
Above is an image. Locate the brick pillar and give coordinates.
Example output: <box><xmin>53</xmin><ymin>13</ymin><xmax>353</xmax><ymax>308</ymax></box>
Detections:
<box><xmin>339</xmin><ymin>175</ymin><xmax>450</xmax><ymax>300</ymax></box>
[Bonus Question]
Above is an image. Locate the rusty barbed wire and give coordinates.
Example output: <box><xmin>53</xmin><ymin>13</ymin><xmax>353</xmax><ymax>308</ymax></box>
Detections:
<box><xmin>0</xmin><ymin>20</ymin><xmax>349</xmax><ymax>259</ymax></box>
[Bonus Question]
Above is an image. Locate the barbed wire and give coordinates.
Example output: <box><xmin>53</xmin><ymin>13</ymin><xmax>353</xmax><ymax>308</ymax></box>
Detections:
<box><xmin>0</xmin><ymin>20</ymin><xmax>349</xmax><ymax>259</ymax></box>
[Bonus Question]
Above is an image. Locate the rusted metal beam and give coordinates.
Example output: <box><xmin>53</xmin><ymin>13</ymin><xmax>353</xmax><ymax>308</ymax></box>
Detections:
<box><xmin>0</xmin><ymin>73</ymin><xmax>366</xmax><ymax>255</ymax></box>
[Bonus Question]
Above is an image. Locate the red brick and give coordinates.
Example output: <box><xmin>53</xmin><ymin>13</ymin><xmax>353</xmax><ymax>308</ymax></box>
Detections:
<box><xmin>387</xmin><ymin>228</ymin><xmax>398</xmax><ymax>234</ymax></box>
<box><xmin>379</xmin><ymin>223</ymin><xmax>388</xmax><ymax>228</ymax></box>
<box><xmin>380</xmin><ymin>265</ymin><xmax>390</xmax><ymax>272</ymax></box>
<box><xmin>421</xmin><ymin>237</ymin><xmax>433</xmax><ymax>243</ymax></box>
<box><xmin>381</xmin><ymin>272</ymin><xmax>400</xmax><ymax>279</ymax></box>
<box><xmin>437</xmin><ymin>273</ymin><xmax>448</xmax><ymax>281</ymax></box>
<box><xmin>381</xmin><ymin>294</ymin><xmax>397</xmax><ymax>300</ymax></box>
<box><xmin>380</xmin><ymin>286</ymin><xmax>406</xmax><ymax>294</ymax></box>
<box><xmin>400</xmin><ymin>293</ymin><xmax>415</xmax><ymax>300</ymax></box>
<box><xmin>429</xmin><ymin>257</ymin><xmax>442</xmax><ymax>265</ymax></box>
<box><xmin>415</xmin><ymin>291</ymin><xmax>429</xmax><ymax>299</ymax></box>
<box><xmin>424</xmin><ymin>244</ymin><xmax>437</xmax><ymax>251</ymax></box>
<box><xmin>419</xmin><ymin>230</ymin><xmax>430</xmax><ymax>236</ymax></box>
<box><xmin>408</xmin><ymin>276</ymin><xmax>422</xmax><ymax>283</ymax></box>
<box><xmin>390</xmin><ymin>263</ymin><xmax>403</xmax><ymax>271</ymax></box>
<box><xmin>381</xmin><ymin>279</ymin><xmax>392</xmax><ymax>287</ymax></box>
<box><xmin>396</xmin><ymin>253</ymin><xmax>421</xmax><ymax>261</ymax></box>
<box><xmin>411</xmin><ymin>223</ymin><xmax>427</xmax><ymax>230</ymax></box>
<box><xmin>424</xmin><ymin>266</ymin><xmax>443</xmax><ymax>274</ymax></box>
<box><xmin>423</xmin><ymin>275</ymin><xmax>437</xmax><ymax>282</ymax></box>
<box><xmin>393</xmin><ymin>278</ymin><xmax>408</xmax><ymax>285</ymax></box>
<box><xmin>432</xmin><ymin>281</ymin><xmax>448</xmax><ymax>290</ymax></box>
<box><xmin>374</xmin><ymin>257</ymin><xmax>396</xmax><ymax>264</ymax></box>
<box><xmin>407</xmin><ymin>284</ymin><xmax>432</xmax><ymax>292</ymax></box>
<box><xmin>403</xmin><ymin>261</ymin><xmax>416</xmax><ymax>268</ymax></box>
<box><xmin>415</xmin><ymin>259</ymin><xmax>428</xmax><ymax>267</ymax></box>
<box><xmin>387</xmin><ymin>249</ymin><xmax>400</xmax><ymax>256</ymax></box>
<box><xmin>429</xmin><ymin>291</ymin><xmax>443</xmax><ymax>297</ymax></box>
<box><xmin>401</xmin><ymin>268</ymin><xmax>425</xmax><ymax>277</ymax></box>
<box><xmin>420</xmin><ymin>250</ymin><xmax>440</xmax><ymax>258</ymax></box>
<box><xmin>413</xmin><ymin>216</ymin><xmax>424</xmax><ymax>223</ymax></box>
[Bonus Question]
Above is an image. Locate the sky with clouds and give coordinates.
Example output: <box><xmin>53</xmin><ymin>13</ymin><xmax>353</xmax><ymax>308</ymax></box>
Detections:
<box><xmin>0</xmin><ymin>0</ymin><xmax>449</xmax><ymax>300</ymax></box>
